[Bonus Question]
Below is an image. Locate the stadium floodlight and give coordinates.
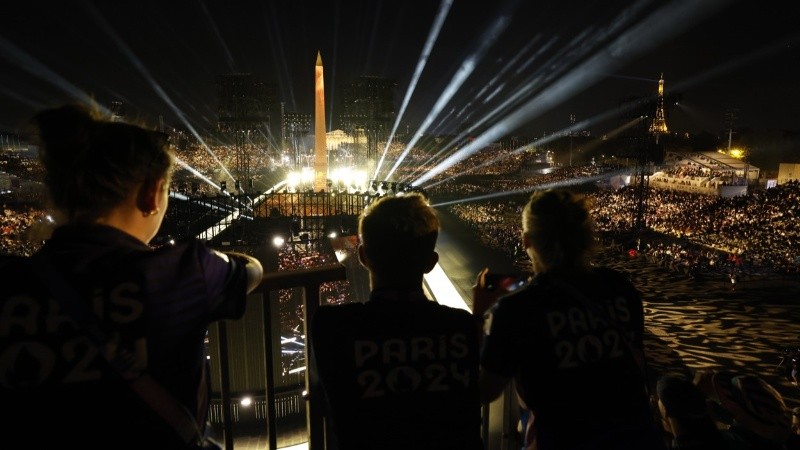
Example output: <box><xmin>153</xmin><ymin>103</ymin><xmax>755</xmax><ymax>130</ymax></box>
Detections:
<box><xmin>272</xmin><ymin>236</ymin><xmax>285</xmax><ymax>248</ymax></box>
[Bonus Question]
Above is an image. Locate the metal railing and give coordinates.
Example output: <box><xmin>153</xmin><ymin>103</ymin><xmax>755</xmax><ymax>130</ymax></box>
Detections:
<box><xmin>209</xmin><ymin>262</ymin><xmax>345</xmax><ymax>449</ymax></box>
<box><xmin>207</xmin><ymin>262</ymin><xmax>517</xmax><ymax>450</ymax></box>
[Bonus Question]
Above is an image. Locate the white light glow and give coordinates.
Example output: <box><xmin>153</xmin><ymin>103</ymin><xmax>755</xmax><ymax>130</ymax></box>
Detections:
<box><xmin>424</xmin><ymin>263</ymin><xmax>470</xmax><ymax>312</ymax></box>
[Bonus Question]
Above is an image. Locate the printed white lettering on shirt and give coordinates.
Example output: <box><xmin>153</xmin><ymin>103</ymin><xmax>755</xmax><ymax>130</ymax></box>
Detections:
<box><xmin>0</xmin><ymin>336</ymin><xmax>103</xmax><ymax>387</ymax></box>
<box><xmin>357</xmin><ymin>362</ymin><xmax>470</xmax><ymax>398</ymax></box>
<box><xmin>354</xmin><ymin>333</ymin><xmax>468</xmax><ymax>368</ymax></box>
<box><xmin>546</xmin><ymin>297</ymin><xmax>631</xmax><ymax>369</ymax></box>
<box><xmin>352</xmin><ymin>333</ymin><xmax>471</xmax><ymax>398</ymax></box>
<box><xmin>0</xmin><ymin>283</ymin><xmax>146</xmax><ymax>387</ymax></box>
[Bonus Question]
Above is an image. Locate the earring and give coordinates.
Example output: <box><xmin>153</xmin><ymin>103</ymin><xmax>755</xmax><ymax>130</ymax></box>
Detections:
<box><xmin>143</xmin><ymin>208</ymin><xmax>159</xmax><ymax>217</ymax></box>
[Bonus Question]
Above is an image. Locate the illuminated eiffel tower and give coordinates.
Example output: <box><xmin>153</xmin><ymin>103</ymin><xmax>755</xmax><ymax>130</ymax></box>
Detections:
<box><xmin>649</xmin><ymin>73</ymin><xmax>668</xmax><ymax>141</ymax></box>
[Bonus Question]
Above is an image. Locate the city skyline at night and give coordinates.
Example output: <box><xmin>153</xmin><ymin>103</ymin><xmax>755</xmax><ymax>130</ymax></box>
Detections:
<box><xmin>1</xmin><ymin>0</ymin><xmax>798</xmax><ymax>143</ymax></box>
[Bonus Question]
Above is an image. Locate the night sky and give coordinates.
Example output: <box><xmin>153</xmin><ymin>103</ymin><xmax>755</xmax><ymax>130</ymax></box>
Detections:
<box><xmin>1</xmin><ymin>0</ymin><xmax>798</xmax><ymax>139</ymax></box>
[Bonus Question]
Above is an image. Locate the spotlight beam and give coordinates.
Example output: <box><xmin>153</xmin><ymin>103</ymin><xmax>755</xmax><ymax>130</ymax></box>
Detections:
<box><xmin>402</xmin><ymin>76</ymin><xmax>539</xmax><ymax>183</ymax></box>
<box><xmin>400</xmin><ymin>0</ymin><xmax>650</xmax><ymax>183</ymax></box>
<box><xmin>405</xmin><ymin>4</ymin><xmax>648</xmax><ymax>183</ymax></box>
<box><xmin>176</xmin><ymin>157</ymin><xmax>221</xmax><ymax>191</ymax></box>
<box><xmin>0</xmin><ymin>36</ymin><xmax>111</xmax><ymax>116</ymax></box>
<box><xmin>373</xmin><ymin>0</ymin><xmax>454</xmax><ymax>180</ymax></box>
<box><xmin>430</xmin><ymin>168</ymin><xmax>632</xmax><ymax>208</ymax></box>
<box><xmin>424</xmin><ymin>111</ymin><xmax>644</xmax><ymax>189</ymax></box>
<box><xmin>404</xmin><ymin>35</ymin><xmax>558</xmax><ymax>180</ymax></box>
<box><xmin>402</xmin><ymin>27</ymin><xmax>625</xmax><ymax>183</ymax></box>
<box><xmin>84</xmin><ymin>2</ymin><xmax>236</xmax><ymax>182</ymax></box>
<box><xmin>383</xmin><ymin>8</ymin><xmax>514</xmax><ymax>181</ymax></box>
<box><xmin>413</xmin><ymin>0</ymin><xmax>733</xmax><ymax>186</ymax></box>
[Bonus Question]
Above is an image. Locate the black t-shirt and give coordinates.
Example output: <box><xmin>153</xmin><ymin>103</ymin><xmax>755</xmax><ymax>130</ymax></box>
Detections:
<box><xmin>481</xmin><ymin>267</ymin><xmax>665</xmax><ymax>450</ymax></box>
<box><xmin>310</xmin><ymin>289</ymin><xmax>483</xmax><ymax>450</ymax></box>
<box><xmin>0</xmin><ymin>224</ymin><xmax>250</xmax><ymax>448</ymax></box>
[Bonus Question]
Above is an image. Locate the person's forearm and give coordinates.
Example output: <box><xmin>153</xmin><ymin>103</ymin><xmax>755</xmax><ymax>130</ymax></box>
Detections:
<box><xmin>219</xmin><ymin>251</ymin><xmax>264</xmax><ymax>293</ymax></box>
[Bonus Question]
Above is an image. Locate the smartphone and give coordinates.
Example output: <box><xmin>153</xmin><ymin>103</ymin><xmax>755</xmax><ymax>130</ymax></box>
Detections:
<box><xmin>484</xmin><ymin>273</ymin><xmax>528</xmax><ymax>292</ymax></box>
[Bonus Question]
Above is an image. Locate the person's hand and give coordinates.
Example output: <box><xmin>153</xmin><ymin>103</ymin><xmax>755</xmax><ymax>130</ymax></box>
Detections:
<box><xmin>472</xmin><ymin>267</ymin><xmax>504</xmax><ymax>318</ymax></box>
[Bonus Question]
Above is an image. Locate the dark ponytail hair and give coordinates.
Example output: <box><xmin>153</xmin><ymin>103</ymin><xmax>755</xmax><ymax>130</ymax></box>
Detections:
<box><xmin>32</xmin><ymin>104</ymin><xmax>174</xmax><ymax>222</ymax></box>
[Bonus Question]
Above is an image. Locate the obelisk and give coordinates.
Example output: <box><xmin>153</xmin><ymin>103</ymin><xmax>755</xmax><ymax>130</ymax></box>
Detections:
<box><xmin>314</xmin><ymin>51</ymin><xmax>328</xmax><ymax>192</ymax></box>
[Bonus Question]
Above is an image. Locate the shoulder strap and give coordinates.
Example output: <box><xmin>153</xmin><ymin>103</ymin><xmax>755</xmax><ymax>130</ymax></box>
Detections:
<box><xmin>31</xmin><ymin>253</ymin><xmax>203</xmax><ymax>446</ymax></box>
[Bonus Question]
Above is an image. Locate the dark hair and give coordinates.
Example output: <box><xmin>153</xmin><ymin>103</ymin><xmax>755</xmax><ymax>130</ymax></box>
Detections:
<box><xmin>358</xmin><ymin>193</ymin><xmax>439</xmax><ymax>274</ymax></box>
<box><xmin>32</xmin><ymin>104</ymin><xmax>174</xmax><ymax>222</ymax></box>
<box><xmin>522</xmin><ymin>189</ymin><xmax>596</xmax><ymax>271</ymax></box>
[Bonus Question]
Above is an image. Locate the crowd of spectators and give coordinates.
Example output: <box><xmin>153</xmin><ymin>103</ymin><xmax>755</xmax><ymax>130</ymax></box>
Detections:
<box><xmin>0</xmin><ymin>203</ymin><xmax>47</xmax><ymax>256</ymax></box>
<box><xmin>6</xmin><ymin>161</ymin><xmax>797</xmax><ymax>280</ymax></box>
<box><xmin>172</xmin><ymin>142</ymin><xmax>282</xmax><ymax>196</ymax></box>
<box><xmin>593</xmin><ymin>181</ymin><xmax>800</xmax><ymax>276</ymax></box>
<box><xmin>428</xmin><ymin>161</ymin><xmax>625</xmax><ymax>198</ymax></box>
<box><xmin>444</xmin><ymin>171</ymin><xmax>799</xmax><ymax>278</ymax></box>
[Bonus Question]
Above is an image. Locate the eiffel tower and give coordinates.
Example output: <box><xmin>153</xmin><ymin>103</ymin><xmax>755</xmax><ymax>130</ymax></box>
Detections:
<box><xmin>631</xmin><ymin>73</ymin><xmax>669</xmax><ymax>238</ymax></box>
<box><xmin>649</xmin><ymin>73</ymin><xmax>668</xmax><ymax>142</ymax></box>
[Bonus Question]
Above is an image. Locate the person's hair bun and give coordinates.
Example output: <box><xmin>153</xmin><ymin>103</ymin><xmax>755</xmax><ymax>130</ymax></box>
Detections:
<box><xmin>33</xmin><ymin>104</ymin><xmax>96</xmax><ymax>164</ymax></box>
<box><xmin>34</xmin><ymin>104</ymin><xmax>94</xmax><ymax>146</ymax></box>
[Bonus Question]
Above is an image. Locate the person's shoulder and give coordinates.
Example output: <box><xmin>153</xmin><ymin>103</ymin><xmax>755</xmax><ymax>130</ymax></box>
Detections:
<box><xmin>310</xmin><ymin>303</ymin><xmax>364</xmax><ymax>338</ymax></box>
<box><xmin>591</xmin><ymin>266</ymin><xmax>636</xmax><ymax>288</ymax></box>
<box><xmin>492</xmin><ymin>286</ymin><xmax>536</xmax><ymax>313</ymax></box>
<box><xmin>422</xmin><ymin>299</ymin><xmax>469</xmax><ymax>312</ymax></box>
<box><xmin>313</xmin><ymin>302</ymin><xmax>364</xmax><ymax>322</ymax></box>
<box><xmin>424</xmin><ymin>301</ymin><xmax>477</xmax><ymax>321</ymax></box>
<box><xmin>318</xmin><ymin>302</ymin><xmax>363</xmax><ymax>313</ymax></box>
<box><xmin>591</xmin><ymin>265</ymin><xmax>626</xmax><ymax>279</ymax></box>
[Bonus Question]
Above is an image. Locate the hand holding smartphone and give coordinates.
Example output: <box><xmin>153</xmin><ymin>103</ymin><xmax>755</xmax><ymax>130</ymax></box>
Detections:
<box><xmin>484</xmin><ymin>272</ymin><xmax>528</xmax><ymax>292</ymax></box>
<box><xmin>473</xmin><ymin>269</ymin><xmax>529</xmax><ymax>320</ymax></box>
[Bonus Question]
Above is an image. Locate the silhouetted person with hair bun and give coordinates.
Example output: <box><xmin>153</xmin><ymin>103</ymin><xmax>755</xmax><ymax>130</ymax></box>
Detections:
<box><xmin>0</xmin><ymin>104</ymin><xmax>263</xmax><ymax>449</ymax></box>
<box><xmin>473</xmin><ymin>188</ymin><xmax>666</xmax><ymax>450</ymax></box>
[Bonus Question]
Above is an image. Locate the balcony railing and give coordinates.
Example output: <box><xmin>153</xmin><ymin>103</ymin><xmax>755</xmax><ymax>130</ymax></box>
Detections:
<box><xmin>207</xmin><ymin>262</ymin><xmax>518</xmax><ymax>450</ymax></box>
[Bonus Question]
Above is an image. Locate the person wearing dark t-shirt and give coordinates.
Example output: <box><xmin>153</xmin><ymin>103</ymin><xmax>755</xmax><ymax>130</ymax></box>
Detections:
<box><xmin>0</xmin><ymin>105</ymin><xmax>263</xmax><ymax>449</ymax></box>
<box><xmin>310</xmin><ymin>193</ymin><xmax>483</xmax><ymax>450</ymax></box>
<box><xmin>473</xmin><ymin>189</ymin><xmax>666</xmax><ymax>450</ymax></box>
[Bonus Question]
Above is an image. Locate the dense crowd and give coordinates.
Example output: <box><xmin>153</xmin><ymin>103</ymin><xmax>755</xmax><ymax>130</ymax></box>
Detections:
<box><xmin>0</xmin><ymin>203</ymin><xmax>48</xmax><ymax>256</ymax></box>
<box><xmin>428</xmin><ymin>161</ymin><xmax>625</xmax><ymax>198</ymax></box>
<box><xmin>594</xmin><ymin>181</ymin><xmax>800</xmax><ymax>275</ymax></box>
<box><xmin>5</xmin><ymin>164</ymin><xmax>798</xmax><ymax>280</ymax></box>
<box><xmin>445</xmin><ymin>174</ymin><xmax>800</xmax><ymax>278</ymax></box>
<box><xmin>172</xmin><ymin>142</ymin><xmax>282</xmax><ymax>196</ymax></box>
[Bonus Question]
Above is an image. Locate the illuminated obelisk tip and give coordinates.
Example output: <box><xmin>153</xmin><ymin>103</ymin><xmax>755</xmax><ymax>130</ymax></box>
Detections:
<box><xmin>314</xmin><ymin>50</ymin><xmax>328</xmax><ymax>192</ymax></box>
